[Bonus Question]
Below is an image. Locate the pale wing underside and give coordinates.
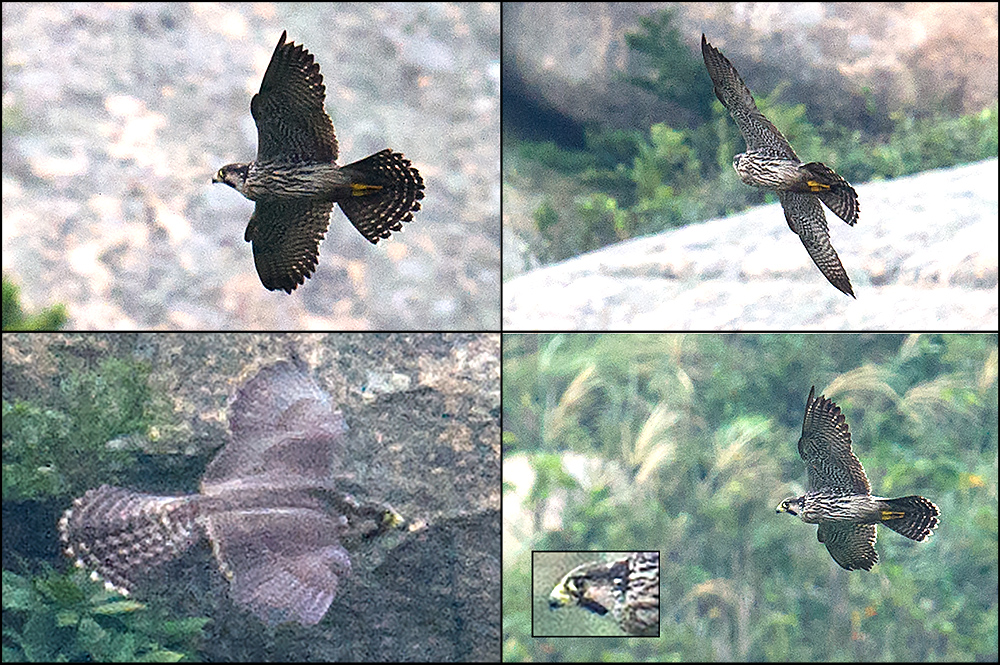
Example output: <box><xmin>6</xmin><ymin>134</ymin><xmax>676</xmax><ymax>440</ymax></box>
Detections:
<box><xmin>61</xmin><ymin>361</ymin><xmax>356</xmax><ymax>626</ymax></box>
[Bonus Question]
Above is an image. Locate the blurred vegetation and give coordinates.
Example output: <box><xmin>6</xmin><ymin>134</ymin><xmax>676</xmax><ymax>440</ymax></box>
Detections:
<box><xmin>2</xmin><ymin>569</ymin><xmax>208</xmax><ymax>662</ymax></box>
<box><xmin>2</xmin><ymin>353</ymin><xmax>157</xmax><ymax>501</ymax></box>
<box><xmin>1</xmin><ymin>338</ymin><xmax>209</xmax><ymax>660</ymax></box>
<box><xmin>3</xmin><ymin>276</ymin><xmax>67</xmax><ymax>331</ymax></box>
<box><xmin>502</xmin><ymin>333</ymin><xmax>998</xmax><ymax>661</ymax></box>
<box><xmin>504</xmin><ymin>9</ymin><xmax>1000</xmax><ymax>264</ymax></box>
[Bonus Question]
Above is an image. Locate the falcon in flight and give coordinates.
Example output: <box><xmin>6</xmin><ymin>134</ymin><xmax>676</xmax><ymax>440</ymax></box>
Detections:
<box><xmin>59</xmin><ymin>360</ymin><xmax>403</xmax><ymax>625</ymax></box>
<box><xmin>776</xmin><ymin>387</ymin><xmax>939</xmax><ymax>571</ymax></box>
<box><xmin>214</xmin><ymin>31</ymin><xmax>425</xmax><ymax>293</ymax></box>
<box><xmin>702</xmin><ymin>34</ymin><xmax>859</xmax><ymax>297</ymax></box>
<box><xmin>548</xmin><ymin>551</ymin><xmax>659</xmax><ymax>636</ymax></box>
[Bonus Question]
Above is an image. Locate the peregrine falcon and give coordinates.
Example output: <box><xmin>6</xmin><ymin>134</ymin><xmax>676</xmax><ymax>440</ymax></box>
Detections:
<box><xmin>776</xmin><ymin>387</ymin><xmax>939</xmax><ymax>571</ymax></box>
<box><xmin>548</xmin><ymin>551</ymin><xmax>659</xmax><ymax>636</ymax></box>
<box><xmin>59</xmin><ymin>361</ymin><xmax>403</xmax><ymax>625</ymax></box>
<box><xmin>214</xmin><ymin>31</ymin><xmax>425</xmax><ymax>293</ymax></box>
<box><xmin>701</xmin><ymin>34</ymin><xmax>859</xmax><ymax>298</ymax></box>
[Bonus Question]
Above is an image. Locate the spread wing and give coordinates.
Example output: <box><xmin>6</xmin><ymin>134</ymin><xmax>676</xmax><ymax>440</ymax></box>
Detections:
<box><xmin>701</xmin><ymin>34</ymin><xmax>797</xmax><ymax>159</ymax></box>
<box><xmin>201</xmin><ymin>360</ymin><xmax>348</xmax><ymax>494</ymax></box>
<box><xmin>198</xmin><ymin>360</ymin><xmax>353</xmax><ymax>624</ymax></box>
<box><xmin>817</xmin><ymin>523</ymin><xmax>878</xmax><ymax>571</ymax></box>
<box><xmin>61</xmin><ymin>361</ymin><xmax>358</xmax><ymax>626</ymax></box>
<box><xmin>797</xmin><ymin>386</ymin><xmax>870</xmax><ymax>495</ymax></box>
<box><xmin>252</xmin><ymin>30</ymin><xmax>338</xmax><ymax>163</ymax></box>
<box><xmin>201</xmin><ymin>493</ymin><xmax>351</xmax><ymax>626</ymax></box>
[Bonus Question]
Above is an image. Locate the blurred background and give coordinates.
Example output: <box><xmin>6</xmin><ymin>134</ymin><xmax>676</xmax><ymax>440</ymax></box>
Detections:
<box><xmin>502</xmin><ymin>3</ymin><xmax>998</xmax><ymax>329</ymax></box>
<box><xmin>2</xmin><ymin>3</ymin><xmax>500</xmax><ymax>329</ymax></box>
<box><xmin>503</xmin><ymin>333</ymin><xmax>997</xmax><ymax>660</ymax></box>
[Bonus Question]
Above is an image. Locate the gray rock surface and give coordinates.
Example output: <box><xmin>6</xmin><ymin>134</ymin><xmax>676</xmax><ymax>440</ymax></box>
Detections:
<box><xmin>503</xmin><ymin>159</ymin><xmax>998</xmax><ymax>330</ymax></box>
<box><xmin>503</xmin><ymin>4</ymin><xmax>997</xmax><ymax>131</ymax></box>
<box><xmin>2</xmin><ymin>4</ymin><xmax>499</xmax><ymax>329</ymax></box>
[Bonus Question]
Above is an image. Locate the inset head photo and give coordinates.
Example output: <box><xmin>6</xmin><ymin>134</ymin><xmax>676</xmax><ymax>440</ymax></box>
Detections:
<box><xmin>533</xmin><ymin>551</ymin><xmax>660</xmax><ymax>637</ymax></box>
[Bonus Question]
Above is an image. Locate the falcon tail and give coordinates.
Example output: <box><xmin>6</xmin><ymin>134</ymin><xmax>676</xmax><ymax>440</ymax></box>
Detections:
<box><xmin>799</xmin><ymin>162</ymin><xmax>860</xmax><ymax>227</ymax></box>
<box><xmin>337</xmin><ymin>149</ymin><xmax>425</xmax><ymax>244</ymax></box>
<box><xmin>877</xmin><ymin>495</ymin><xmax>940</xmax><ymax>541</ymax></box>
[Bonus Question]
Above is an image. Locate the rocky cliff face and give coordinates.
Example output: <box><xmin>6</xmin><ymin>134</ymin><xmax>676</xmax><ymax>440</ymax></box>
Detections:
<box><xmin>503</xmin><ymin>159</ymin><xmax>998</xmax><ymax>330</ymax></box>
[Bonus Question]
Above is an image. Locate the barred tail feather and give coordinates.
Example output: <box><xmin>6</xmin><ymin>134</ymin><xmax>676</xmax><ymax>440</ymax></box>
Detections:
<box><xmin>878</xmin><ymin>495</ymin><xmax>940</xmax><ymax>541</ymax></box>
<box><xmin>338</xmin><ymin>149</ymin><xmax>425</xmax><ymax>243</ymax></box>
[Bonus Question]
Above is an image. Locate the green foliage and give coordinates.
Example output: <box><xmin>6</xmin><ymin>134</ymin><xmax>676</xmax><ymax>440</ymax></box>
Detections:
<box><xmin>2</xmin><ymin>569</ymin><xmax>207</xmax><ymax>661</ymax></box>
<box><xmin>532</xmin><ymin>198</ymin><xmax>559</xmax><ymax>234</ymax></box>
<box><xmin>623</xmin><ymin>8</ymin><xmax>711</xmax><ymax>118</ymax></box>
<box><xmin>582</xmin><ymin>127</ymin><xmax>645</xmax><ymax>173</ymax></box>
<box><xmin>867</xmin><ymin>106</ymin><xmax>1000</xmax><ymax>177</ymax></box>
<box><xmin>503</xmin><ymin>333</ymin><xmax>998</xmax><ymax>661</ymax></box>
<box><xmin>516</xmin><ymin>140</ymin><xmax>598</xmax><ymax>174</ymax></box>
<box><xmin>634</xmin><ymin>124</ymin><xmax>701</xmax><ymax>197</ymax></box>
<box><xmin>2</xmin><ymin>355</ymin><xmax>155</xmax><ymax>501</ymax></box>
<box><xmin>504</xmin><ymin>6</ymin><xmax>1000</xmax><ymax>264</ymax></box>
<box><xmin>576</xmin><ymin>193</ymin><xmax>634</xmax><ymax>244</ymax></box>
<box><xmin>2</xmin><ymin>276</ymin><xmax>67</xmax><ymax>330</ymax></box>
<box><xmin>1</xmin><ymin>342</ymin><xmax>210</xmax><ymax>660</ymax></box>
<box><xmin>630</xmin><ymin>123</ymin><xmax>706</xmax><ymax>232</ymax></box>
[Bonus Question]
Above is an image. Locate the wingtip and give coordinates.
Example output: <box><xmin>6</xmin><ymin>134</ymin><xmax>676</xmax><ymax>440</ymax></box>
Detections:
<box><xmin>272</xmin><ymin>30</ymin><xmax>288</xmax><ymax>55</ymax></box>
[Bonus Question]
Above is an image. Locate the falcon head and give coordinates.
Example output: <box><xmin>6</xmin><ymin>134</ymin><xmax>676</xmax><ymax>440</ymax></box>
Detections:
<box><xmin>213</xmin><ymin>164</ymin><xmax>251</xmax><ymax>196</ymax></box>
<box><xmin>777</xmin><ymin>496</ymin><xmax>805</xmax><ymax>516</ymax></box>
<box><xmin>548</xmin><ymin>559</ymin><xmax>622</xmax><ymax>616</ymax></box>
